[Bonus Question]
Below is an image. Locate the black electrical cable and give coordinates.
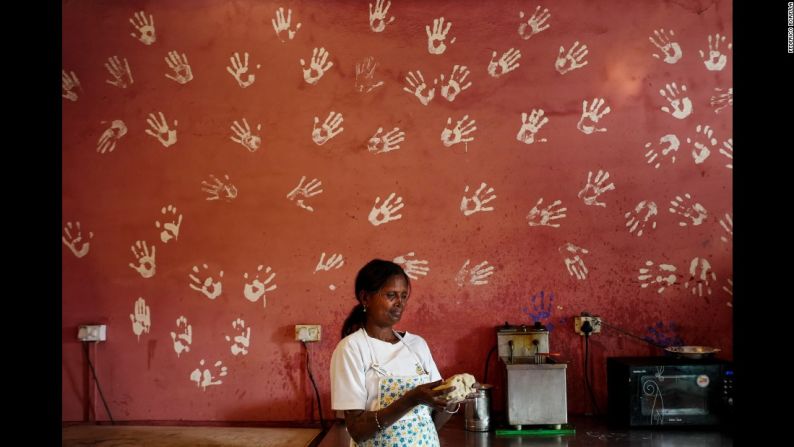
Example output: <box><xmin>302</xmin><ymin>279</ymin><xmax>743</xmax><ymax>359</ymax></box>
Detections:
<box><xmin>582</xmin><ymin>333</ymin><xmax>601</xmax><ymax>416</ymax></box>
<box><xmin>598</xmin><ymin>320</ymin><xmax>667</xmax><ymax>349</ymax></box>
<box><xmin>302</xmin><ymin>341</ymin><xmax>325</xmax><ymax>430</ymax></box>
<box><xmin>482</xmin><ymin>344</ymin><xmax>497</xmax><ymax>385</ymax></box>
<box><xmin>83</xmin><ymin>341</ymin><xmax>115</xmax><ymax>424</ymax></box>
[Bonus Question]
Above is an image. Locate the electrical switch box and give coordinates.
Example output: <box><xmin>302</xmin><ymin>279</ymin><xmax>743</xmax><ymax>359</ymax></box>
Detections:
<box><xmin>295</xmin><ymin>324</ymin><xmax>321</xmax><ymax>342</ymax></box>
<box><xmin>574</xmin><ymin>316</ymin><xmax>601</xmax><ymax>335</ymax></box>
<box><xmin>78</xmin><ymin>324</ymin><xmax>107</xmax><ymax>342</ymax></box>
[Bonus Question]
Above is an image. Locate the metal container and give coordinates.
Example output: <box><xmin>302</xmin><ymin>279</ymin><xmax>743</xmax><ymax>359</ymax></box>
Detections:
<box><xmin>464</xmin><ymin>384</ymin><xmax>492</xmax><ymax>431</ymax></box>
<box><xmin>505</xmin><ymin>363</ymin><xmax>568</xmax><ymax>427</ymax></box>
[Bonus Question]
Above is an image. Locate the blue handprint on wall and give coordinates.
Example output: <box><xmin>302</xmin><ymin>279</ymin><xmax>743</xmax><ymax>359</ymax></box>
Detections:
<box><xmin>645</xmin><ymin>321</ymin><xmax>685</xmax><ymax>347</ymax></box>
<box><xmin>521</xmin><ymin>290</ymin><xmax>562</xmax><ymax>331</ymax></box>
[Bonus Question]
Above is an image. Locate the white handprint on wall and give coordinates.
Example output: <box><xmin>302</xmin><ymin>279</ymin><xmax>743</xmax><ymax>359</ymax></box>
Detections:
<box><xmin>226</xmin><ymin>52</ymin><xmax>258</xmax><ymax>88</ymax></box>
<box><xmin>559</xmin><ymin>242</ymin><xmax>589</xmax><ymax>280</ymax></box>
<box><xmin>710</xmin><ymin>87</ymin><xmax>732</xmax><ymax>114</ymax></box>
<box><xmin>724</xmin><ymin>278</ymin><xmax>733</xmax><ymax>307</ymax></box>
<box><xmin>190</xmin><ymin>359</ymin><xmax>228</xmax><ymax>391</ymax></box>
<box><xmin>578</xmin><ymin>170</ymin><xmax>615</xmax><ymax>207</ymax></box>
<box><xmin>312</xmin><ymin>111</ymin><xmax>344</xmax><ymax>145</ymax></box>
<box><xmin>62</xmin><ymin>221</ymin><xmax>93</xmax><ymax>258</ymax></box>
<box><xmin>368</xmin><ymin>127</ymin><xmax>405</xmax><ymax>154</ymax></box>
<box><xmin>526</xmin><ymin>198</ymin><xmax>566</xmax><ymax>228</ymax></box>
<box><xmin>224</xmin><ymin>318</ymin><xmax>251</xmax><ymax>356</ymax></box>
<box><xmin>129</xmin><ymin>11</ymin><xmax>156</xmax><ymax>45</ymax></box>
<box><xmin>403</xmin><ymin>70</ymin><xmax>437</xmax><ymax>106</ymax></box>
<box><xmin>644</xmin><ymin>134</ymin><xmax>679</xmax><ymax>169</ymax></box>
<box><xmin>577</xmin><ymin>98</ymin><xmax>611</xmax><ymax>134</ymax></box>
<box><xmin>128</xmin><ymin>240</ymin><xmax>156</xmax><ymax>278</ymax></box>
<box><xmin>145</xmin><ymin>112</ymin><xmax>178</xmax><ymax>148</ymax></box>
<box><xmin>104</xmin><ymin>56</ymin><xmax>133</xmax><ymax>88</ymax></box>
<box><xmin>96</xmin><ymin>120</ymin><xmax>127</xmax><ymax>154</ymax></box>
<box><xmin>188</xmin><ymin>264</ymin><xmax>224</xmax><ymax>300</ymax></box>
<box><xmin>719</xmin><ymin>138</ymin><xmax>733</xmax><ymax>169</ymax></box>
<box><xmin>659</xmin><ymin>82</ymin><xmax>692</xmax><ymax>119</ymax></box>
<box><xmin>243</xmin><ymin>265</ymin><xmax>277</xmax><ymax>306</ymax></box>
<box><xmin>624</xmin><ymin>200</ymin><xmax>658</xmax><ymax>237</ymax></box>
<box><xmin>649</xmin><ymin>29</ymin><xmax>682</xmax><ymax>64</ymax></box>
<box><xmin>722</xmin><ymin>277</ymin><xmax>733</xmax><ymax>297</ymax></box>
<box><xmin>230</xmin><ymin>119</ymin><xmax>262</xmax><ymax>152</ymax></box>
<box><xmin>426</xmin><ymin>17</ymin><xmax>456</xmax><ymax>55</ymax></box>
<box><xmin>164</xmin><ymin>51</ymin><xmax>193</xmax><ymax>84</ymax></box>
<box><xmin>286</xmin><ymin>176</ymin><xmax>323</xmax><ymax>212</ymax></box>
<box><xmin>301</xmin><ymin>47</ymin><xmax>334</xmax><ymax>85</ymax></box>
<box><xmin>684</xmin><ymin>257</ymin><xmax>717</xmax><ymax>297</ymax></box>
<box><xmin>555</xmin><ymin>41</ymin><xmax>588</xmax><ymax>74</ymax></box>
<box><xmin>518</xmin><ymin>6</ymin><xmax>551</xmax><ymax>40</ymax></box>
<box><xmin>516</xmin><ymin>109</ymin><xmax>549</xmax><ymax>144</ymax></box>
<box><xmin>455</xmin><ymin>259</ymin><xmax>494</xmax><ymax>286</ymax></box>
<box><xmin>668</xmin><ymin>193</ymin><xmax>708</xmax><ymax>226</ymax></box>
<box><xmin>369</xmin><ymin>0</ymin><xmax>395</xmax><ymax>33</ymax></box>
<box><xmin>488</xmin><ymin>48</ymin><xmax>521</xmax><ymax>78</ymax></box>
<box><xmin>272</xmin><ymin>7</ymin><xmax>301</xmax><ymax>42</ymax></box>
<box><xmin>686</xmin><ymin>124</ymin><xmax>717</xmax><ymax>164</ymax></box>
<box><xmin>170</xmin><ymin>316</ymin><xmax>192</xmax><ymax>357</ymax></box>
<box><xmin>441</xmin><ymin>115</ymin><xmax>477</xmax><ymax>148</ymax></box>
<box><xmin>719</xmin><ymin>212</ymin><xmax>733</xmax><ymax>243</ymax></box>
<box><xmin>315</xmin><ymin>252</ymin><xmax>345</xmax><ymax>273</ymax></box>
<box><xmin>638</xmin><ymin>260</ymin><xmax>677</xmax><ymax>294</ymax></box>
<box><xmin>130</xmin><ymin>297</ymin><xmax>151</xmax><ymax>341</ymax></box>
<box><xmin>699</xmin><ymin>33</ymin><xmax>731</xmax><ymax>71</ymax></box>
<box><xmin>62</xmin><ymin>69</ymin><xmax>81</xmax><ymax>101</ymax></box>
<box><xmin>155</xmin><ymin>205</ymin><xmax>182</xmax><ymax>243</ymax></box>
<box><xmin>460</xmin><ymin>182</ymin><xmax>496</xmax><ymax>216</ymax></box>
<box><xmin>355</xmin><ymin>57</ymin><xmax>384</xmax><ymax>93</ymax></box>
<box><xmin>368</xmin><ymin>192</ymin><xmax>404</xmax><ymax>226</ymax></box>
<box><xmin>439</xmin><ymin>65</ymin><xmax>472</xmax><ymax>102</ymax></box>
<box><xmin>393</xmin><ymin>252</ymin><xmax>429</xmax><ymax>280</ymax></box>
<box><xmin>202</xmin><ymin>174</ymin><xmax>238</xmax><ymax>201</ymax></box>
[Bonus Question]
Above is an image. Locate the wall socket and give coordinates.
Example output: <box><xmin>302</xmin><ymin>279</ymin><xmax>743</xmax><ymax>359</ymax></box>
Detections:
<box><xmin>574</xmin><ymin>316</ymin><xmax>601</xmax><ymax>335</ymax></box>
<box><xmin>78</xmin><ymin>324</ymin><xmax>107</xmax><ymax>342</ymax></box>
<box><xmin>295</xmin><ymin>324</ymin><xmax>321</xmax><ymax>342</ymax></box>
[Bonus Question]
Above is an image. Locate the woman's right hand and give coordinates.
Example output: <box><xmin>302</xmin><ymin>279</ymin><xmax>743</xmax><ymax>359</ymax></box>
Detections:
<box><xmin>407</xmin><ymin>379</ymin><xmax>456</xmax><ymax>409</ymax></box>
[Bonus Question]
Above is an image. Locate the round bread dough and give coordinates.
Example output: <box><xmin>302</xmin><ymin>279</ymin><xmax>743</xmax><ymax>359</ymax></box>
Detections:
<box><xmin>432</xmin><ymin>373</ymin><xmax>476</xmax><ymax>403</ymax></box>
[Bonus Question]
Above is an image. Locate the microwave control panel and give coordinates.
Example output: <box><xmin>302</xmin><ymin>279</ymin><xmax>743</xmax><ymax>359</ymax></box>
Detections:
<box><xmin>721</xmin><ymin>365</ymin><xmax>734</xmax><ymax>414</ymax></box>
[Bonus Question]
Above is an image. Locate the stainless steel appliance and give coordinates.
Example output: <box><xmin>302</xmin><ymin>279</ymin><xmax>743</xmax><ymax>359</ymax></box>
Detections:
<box><xmin>497</xmin><ymin>322</ymin><xmax>568</xmax><ymax>429</ymax></box>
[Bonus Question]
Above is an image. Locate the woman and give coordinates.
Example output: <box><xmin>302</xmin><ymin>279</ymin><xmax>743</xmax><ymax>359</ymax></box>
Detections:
<box><xmin>330</xmin><ymin>259</ymin><xmax>459</xmax><ymax>446</ymax></box>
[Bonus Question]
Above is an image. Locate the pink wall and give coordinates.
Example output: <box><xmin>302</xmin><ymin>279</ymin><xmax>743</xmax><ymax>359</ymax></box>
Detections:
<box><xmin>62</xmin><ymin>0</ymin><xmax>732</xmax><ymax>422</ymax></box>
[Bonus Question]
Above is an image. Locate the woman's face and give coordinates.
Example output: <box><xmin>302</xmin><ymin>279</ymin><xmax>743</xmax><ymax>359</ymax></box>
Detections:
<box><xmin>363</xmin><ymin>274</ymin><xmax>410</xmax><ymax>328</ymax></box>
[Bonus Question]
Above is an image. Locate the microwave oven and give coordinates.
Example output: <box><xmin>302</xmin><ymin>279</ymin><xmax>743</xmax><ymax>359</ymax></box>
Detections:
<box><xmin>607</xmin><ymin>356</ymin><xmax>734</xmax><ymax>427</ymax></box>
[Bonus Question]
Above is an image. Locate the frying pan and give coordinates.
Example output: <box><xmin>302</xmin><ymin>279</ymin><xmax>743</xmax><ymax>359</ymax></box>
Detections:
<box><xmin>664</xmin><ymin>345</ymin><xmax>721</xmax><ymax>359</ymax></box>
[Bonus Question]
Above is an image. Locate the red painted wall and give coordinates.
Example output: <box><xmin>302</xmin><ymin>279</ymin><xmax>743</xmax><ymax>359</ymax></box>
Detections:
<box><xmin>62</xmin><ymin>0</ymin><xmax>732</xmax><ymax>422</ymax></box>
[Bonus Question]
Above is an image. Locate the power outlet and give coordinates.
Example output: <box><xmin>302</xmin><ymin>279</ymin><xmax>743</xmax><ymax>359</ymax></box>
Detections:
<box><xmin>295</xmin><ymin>324</ymin><xmax>321</xmax><ymax>342</ymax></box>
<box><xmin>574</xmin><ymin>316</ymin><xmax>601</xmax><ymax>335</ymax></box>
<box><xmin>78</xmin><ymin>324</ymin><xmax>107</xmax><ymax>342</ymax></box>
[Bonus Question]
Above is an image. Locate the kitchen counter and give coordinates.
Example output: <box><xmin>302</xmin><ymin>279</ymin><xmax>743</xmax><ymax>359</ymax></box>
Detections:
<box><xmin>315</xmin><ymin>413</ymin><xmax>732</xmax><ymax>446</ymax></box>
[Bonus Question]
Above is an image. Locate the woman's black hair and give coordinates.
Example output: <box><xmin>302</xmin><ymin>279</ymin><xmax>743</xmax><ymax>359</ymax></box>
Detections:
<box><xmin>341</xmin><ymin>259</ymin><xmax>410</xmax><ymax>338</ymax></box>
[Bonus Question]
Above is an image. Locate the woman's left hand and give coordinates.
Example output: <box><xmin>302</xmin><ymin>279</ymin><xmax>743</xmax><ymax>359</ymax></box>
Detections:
<box><xmin>408</xmin><ymin>379</ymin><xmax>456</xmax><ymax>409</ymax></box>
<box><xmin>430</xmin><ymin>388</ymin><xmax>458</xmax><ymax>410</ymax></box>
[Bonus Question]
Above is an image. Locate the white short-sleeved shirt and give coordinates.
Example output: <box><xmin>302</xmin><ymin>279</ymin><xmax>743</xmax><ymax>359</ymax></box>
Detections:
<box><xmin>330</xmin><ymin>329</ymin><xmax>442</xmax><ymax>412</ymax></box>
